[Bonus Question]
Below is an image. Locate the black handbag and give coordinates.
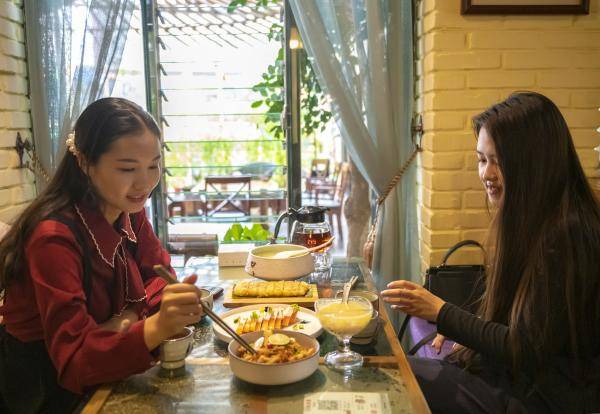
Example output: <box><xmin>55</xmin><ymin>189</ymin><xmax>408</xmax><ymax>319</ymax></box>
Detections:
<box><xmin>425</xmin><ymin>239</ymin><xmax>485</xmax><ymax>314</ymax></box>
<box><xmin>398</xmin><ymin>240</ymin><xmax>486</xmax><ymax>353</ymax></box>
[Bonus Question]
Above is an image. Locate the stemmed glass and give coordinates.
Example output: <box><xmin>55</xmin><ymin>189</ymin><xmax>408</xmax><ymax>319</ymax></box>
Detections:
<box><xmin>315</xmin><ymin>296</ymin><xmax>373</xmax><ymax>370</ymax></box>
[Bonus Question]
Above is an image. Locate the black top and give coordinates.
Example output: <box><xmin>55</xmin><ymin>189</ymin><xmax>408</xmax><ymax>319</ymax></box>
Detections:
<box><xmin>437</xmin><ymin>302</ymin><xmax>600</xmax><ymax>413</ymax></box>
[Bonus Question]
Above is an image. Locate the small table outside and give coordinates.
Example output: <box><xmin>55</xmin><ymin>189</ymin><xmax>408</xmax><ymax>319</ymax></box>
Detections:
<box><xmin>205</xmin><ymin>175</ymin><xmax>252</xmax><ymax>217</ymax></box>
<box><xmin>81</xmin><ymin>258</ymin><xmax>430</xmax><ymax>414</ymax></box>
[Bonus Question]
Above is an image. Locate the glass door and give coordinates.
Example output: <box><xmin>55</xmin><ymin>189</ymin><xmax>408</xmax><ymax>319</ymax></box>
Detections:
<box><xmin>142</xmin><ymin>0</ymin><xmax>287</xmax><ymax>249</ymax></box>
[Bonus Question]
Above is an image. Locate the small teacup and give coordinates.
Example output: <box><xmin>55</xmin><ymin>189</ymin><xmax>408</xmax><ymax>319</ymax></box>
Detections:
<box><xmin>159</xmin><ymin>326</ymin><xmax>194</xmax><ymax>370</ymax></box>
<box><xmin>199</xmin><ymin>288</ymin><xmax>214</xmax><ymax>318</ymax></box>
<box><xmin>350</xmin><ymin>310</ymin><xmax>381</xmax><ymax>345</ymax></box>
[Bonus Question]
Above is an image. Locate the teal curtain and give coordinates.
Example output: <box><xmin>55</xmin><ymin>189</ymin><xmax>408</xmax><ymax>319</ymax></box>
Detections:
<box><xmin>289</xmin><ymin>0</ymin><xmax>419</xmax><ymax>330</ymax></box>
<box><xmin>24</xmin><ymin>0</ymin><xmax>135</xmax><ymax>177</ymax></box>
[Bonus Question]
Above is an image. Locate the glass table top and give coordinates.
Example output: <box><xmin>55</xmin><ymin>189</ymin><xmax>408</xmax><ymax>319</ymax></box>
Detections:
<box><xmin>84</xmin><ymin>257</ymin><xmax>429</xmax><ymax>414</ymax></box>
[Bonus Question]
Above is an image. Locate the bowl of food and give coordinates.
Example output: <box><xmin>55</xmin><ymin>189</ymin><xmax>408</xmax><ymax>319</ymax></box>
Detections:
<box><xmin>228</xmin><ymin>330</ymin><xmax>320</xmax><ymax>385</ymax></box>
<box><xmin>245</xmin><ymin>244</ymin><xmax>315</xmax><ymax>280</ymax></box>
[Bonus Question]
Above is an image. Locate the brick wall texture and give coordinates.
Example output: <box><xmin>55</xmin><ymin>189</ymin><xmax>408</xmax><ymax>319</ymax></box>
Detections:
<box><xmin>0</xmin><ymin>0</ymin><xmax>34</xmax><ymax>225</ymax></box>
<box><xmin>417</xmin><ymin>0</ymin><xmax>600</xmax><ymax>271</ymax></box>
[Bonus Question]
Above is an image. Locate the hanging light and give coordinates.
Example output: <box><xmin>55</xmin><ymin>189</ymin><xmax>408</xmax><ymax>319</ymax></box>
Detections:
<box><xmin>289</xmin><ymin>27</ymin><xmax>302</xmax><ymax>49</ymax></box>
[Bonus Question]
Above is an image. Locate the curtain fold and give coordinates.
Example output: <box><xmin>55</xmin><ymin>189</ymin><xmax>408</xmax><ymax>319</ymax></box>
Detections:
<box><xmin>24</xmin><ymin>0</ymin><xmax>135</xmax><ymax>177</ymax></box>
<box><xmin>289</xmin><ymin>0</ymin><xmax>419</xmax><ymax>329</ymax></box>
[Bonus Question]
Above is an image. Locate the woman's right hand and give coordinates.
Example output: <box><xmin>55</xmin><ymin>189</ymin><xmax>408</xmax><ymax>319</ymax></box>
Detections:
<box><xmin>143</xmin><ymin>274</ymin><xmax>202</xmax><ymax>350</ymax></box>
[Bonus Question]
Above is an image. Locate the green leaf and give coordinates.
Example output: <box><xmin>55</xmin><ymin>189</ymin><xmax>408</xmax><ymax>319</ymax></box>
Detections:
<box><xmin>223</xmin><ymin>223</ymin><xmax>244</xmax><ymax>241</ymax></box>
<box><xmin>227</xmin><ymin>0</ymin><xmax>246</xmax><ymax>14</ymax></box>
<box><xmin>249</xmin><ymin>225</ymin><xmax>270</xmax><ymax>241</ymax></box>
<box><xmin>255</xmin><ymin>229</ymin><xmax>269</xmax><ymax>240</ymax></box>
<box><xmin>250</xmin><ymin>100</ymin><xmax>263</xmax><ymax>108</ymax></box>
<box><xmin>241</xmin><ymin>227</ymin><xmax>254</xmax><ymax>240</ymax></box>
<box><xmin>248</xmin><ymin>224</ymin><xmax>265</xmax><ymax>240</ymax></box>
<box><xmin>270</xmin><ymin>101</ymin><xmax>283</xmax><ymax>112</ymax></box>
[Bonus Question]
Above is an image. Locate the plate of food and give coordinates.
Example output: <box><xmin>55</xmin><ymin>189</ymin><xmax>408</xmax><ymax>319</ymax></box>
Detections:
<box><xmin>228</xmin><ymin>330</ymin><xmax>320</xmax><ymax>385</ymax></box>
<box><xmin>223</xmin><ymin>280</ymin><xmax>319</xmax><ymax>308</ymax></box>
<box><xmin>213</xmin><ymin>303</ymin><xmax>323</xmax><ymax>343</ymax></box>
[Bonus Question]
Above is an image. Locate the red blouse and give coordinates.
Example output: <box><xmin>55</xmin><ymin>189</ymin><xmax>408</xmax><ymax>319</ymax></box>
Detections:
<box><xmin>0</xmin><ymin>205</ymin><xmax>170</xmax><ymax>394</ymax></box>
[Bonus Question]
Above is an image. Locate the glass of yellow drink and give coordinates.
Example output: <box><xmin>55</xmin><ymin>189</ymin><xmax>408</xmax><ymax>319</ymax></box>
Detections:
<box><xmin>315</xmin><ymin>296</ymin><xmax>373</xmax><ymax>370</ymax></box>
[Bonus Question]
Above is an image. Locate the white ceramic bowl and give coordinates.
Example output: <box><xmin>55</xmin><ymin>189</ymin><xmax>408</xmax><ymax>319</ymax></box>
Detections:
<box><xmin>244</xmin><ymin>244</ymin><xmax>315</xmax><ymax>280</ymax></box>
<box><xmin>228</xmin><ymin>330</ymin><xmax>320</xmax><ymax>385</ymax></box>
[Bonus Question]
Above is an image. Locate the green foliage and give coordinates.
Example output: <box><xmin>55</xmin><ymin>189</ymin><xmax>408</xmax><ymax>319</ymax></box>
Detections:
<box><xmin>251</xmin><ymin>48</ymin><xmax>284</xmax><ymax>138</ymax></box>
<box><xmin>301</xmin><ymin>59</ymin><xmax>333</xmax><ymax>137</ymax></box>
<box><xmin>223</xmin><ymin>223</ymin><xmax>271</xmax><ymax>241</ymax></box>
<box><xmin>227</xmin><ymin>0</ymin><xmax>277</xmax><ymax>13</ymax></box>
<box><xmin>165</xmin><ymin>140</ymin><xmax>286</xmax><ymax>190</ymax></box>
<box><xmin>228</xmin><ymin>0</ymin><xmax>332</xmax><ymax>140</ymax></box>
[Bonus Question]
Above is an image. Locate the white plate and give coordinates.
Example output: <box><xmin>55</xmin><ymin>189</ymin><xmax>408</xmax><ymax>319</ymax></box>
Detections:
<box><xmin>213</xmin><ymin>304</ymin><xmax>323</xmax><ymax>343</ymax></box>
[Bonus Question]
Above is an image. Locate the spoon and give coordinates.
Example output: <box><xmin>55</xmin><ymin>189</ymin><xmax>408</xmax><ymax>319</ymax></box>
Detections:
<box><xmin>271</xmin><ymin>236</ymin><xmax>336</xmax><ymax>259</ymax></box>
<box><xmin>342</xmin><ymin>275</ymin><xmax>359</xmax><ymax>304</ymax></box>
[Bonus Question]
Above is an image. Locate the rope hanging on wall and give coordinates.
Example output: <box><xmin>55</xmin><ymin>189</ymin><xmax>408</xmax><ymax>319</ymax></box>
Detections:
<box><xmin>362</xmin><ymin>145</ymin><xmax>421</xmax><ymax>268</ymax></box>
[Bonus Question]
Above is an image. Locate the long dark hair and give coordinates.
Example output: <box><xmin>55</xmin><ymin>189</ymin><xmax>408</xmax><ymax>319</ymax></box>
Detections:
<box><xmin>461</xmin><ymin>92</ymin><xmax>600</xmax><ymax>372</ymax></box>
<box><xmin>0</xmin><ymin>98</ymin><xmax>160</xmax><ymax>293</ymax></box>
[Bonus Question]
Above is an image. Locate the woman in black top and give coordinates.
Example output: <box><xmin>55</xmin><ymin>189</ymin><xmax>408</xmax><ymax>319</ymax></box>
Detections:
<box><xmin>381</xmin><ymin>92</ymin><xmax>600</xmax><ymax>413</ymax></box>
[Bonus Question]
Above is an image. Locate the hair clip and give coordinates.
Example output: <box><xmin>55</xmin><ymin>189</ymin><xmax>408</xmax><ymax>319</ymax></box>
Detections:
<box><xmin>65</xmin><ymin>132</ymin><xmax>79</xmax><ymax>157</ymax></box>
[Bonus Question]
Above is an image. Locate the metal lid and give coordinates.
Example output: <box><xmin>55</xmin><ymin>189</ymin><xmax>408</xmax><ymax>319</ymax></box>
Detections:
<box><xmin>296</xmin><ymin>206</ymin><xmax>328</xmax><ymax>223</ymax></box>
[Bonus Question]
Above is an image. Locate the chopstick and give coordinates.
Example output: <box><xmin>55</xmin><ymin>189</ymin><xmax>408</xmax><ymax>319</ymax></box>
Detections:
<box><xmin>153</xmin><ymin>264</ymin><xmax>257</xmax><ymax>355</ymax></box>
<box><xmin>153</xmin><ymin>264</ymin><xmax>178</xmax><ymax>285</ymax></box>
<box><xmin>198</xmin><ymin>302</ymin><xmax>257</xmax><ymax>355</ymax></box>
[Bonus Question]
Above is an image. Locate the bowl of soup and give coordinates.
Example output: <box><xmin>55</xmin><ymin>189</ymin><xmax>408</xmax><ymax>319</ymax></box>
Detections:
<box><xmin>228</xmin><ymin>330</ymin><xmax>319</xmax><ymax>385</ymax></box>
<box><xmin>244</xmin><ymin>244</ymin><xmax>315</xmax><ymax>280</ymax></box>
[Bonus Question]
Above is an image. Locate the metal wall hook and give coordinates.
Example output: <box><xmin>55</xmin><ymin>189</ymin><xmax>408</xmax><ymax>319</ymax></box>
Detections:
<box><xmin>411</xmin><ymin>113</ymin><xmax>424</xmax><ymax>150</ymax></box>
<box><xmin>15</xmin><ymin>132</ymin><xmax>51</xmax><ymax>182</ymax></box>
<box><xmin>15</xmin><ymin>132</ymin><xmax>32</xmax><ymax>168</ymax></box>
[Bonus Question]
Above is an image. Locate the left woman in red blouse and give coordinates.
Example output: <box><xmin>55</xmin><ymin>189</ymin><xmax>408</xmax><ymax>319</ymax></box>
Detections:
<box><xmin>0</xmin><ymin>98</ymin><xmax>204</xmax><ymax>413</ymax></box>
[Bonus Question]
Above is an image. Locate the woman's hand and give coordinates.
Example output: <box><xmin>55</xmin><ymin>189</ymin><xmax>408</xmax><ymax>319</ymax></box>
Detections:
<box><xmin>143</xmin><ymin>274</ymin><xmax>202</xmax><ymax>350</ymax></box>
<box><xmin>431</xmin><ymin>334</ymin><xmax>446</xmax><ymax>354</ymax></box>
<box><xmin>380</xmin><ymin>280</ymin><xmax>446</xmax><ymax>322</ymax></box>
<box><xmin>98</xmin><ymin>308</ymin><xmax>139</xmax><ymax>333</ymax></box>
<box><xmin>431</xmin><ymin>334</ymin><xmax>464</xmax><ymax>354</ymax></box>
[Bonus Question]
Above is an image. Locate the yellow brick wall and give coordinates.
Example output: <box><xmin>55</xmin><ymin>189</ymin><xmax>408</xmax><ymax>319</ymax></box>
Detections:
<box><xmin>416</xmin><ymin>0</ymin><xmax>600</xmax><ymax>271</ymax></box>
<box><xmin>0</xmin><ymin>0</ymin><xmax>34</xmax><ymax>224</ymax></box>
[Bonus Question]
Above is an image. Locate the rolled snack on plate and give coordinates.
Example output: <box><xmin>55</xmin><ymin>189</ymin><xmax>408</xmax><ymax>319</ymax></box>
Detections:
<box><xmin>232</xmin><ymin>281</ymin><xmax>310</xmax><ymax>297</ymax></box>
